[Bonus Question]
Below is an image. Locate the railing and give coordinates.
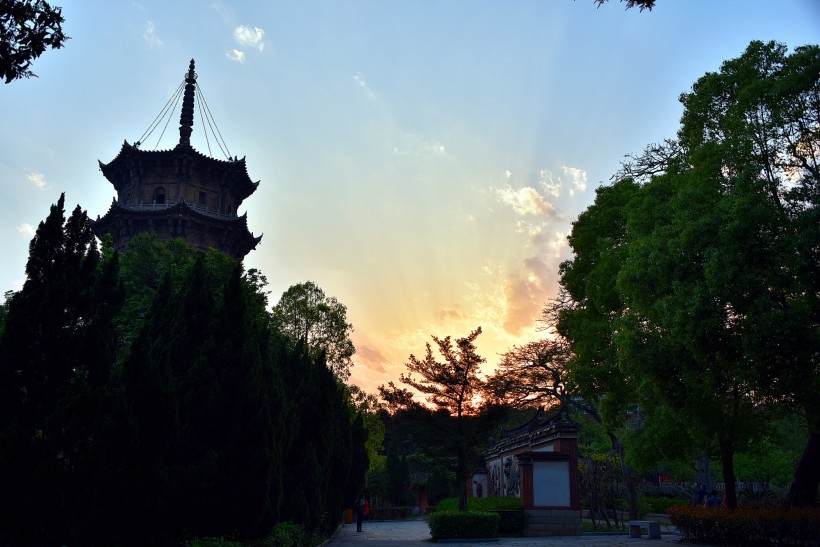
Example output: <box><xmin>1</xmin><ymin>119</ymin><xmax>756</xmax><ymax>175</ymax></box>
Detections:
<box><xmin>119</xmin><ymin>200</ymin><xmax>237</xmax><ymax>220</ymax></box>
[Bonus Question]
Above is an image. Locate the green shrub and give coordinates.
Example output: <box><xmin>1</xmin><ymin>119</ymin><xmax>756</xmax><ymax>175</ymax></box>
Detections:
<box><xmin>641</xmin><ymin>495</ymin><xmax>688</xmax><ymax>514</ymax></box>
<box><xmin>640</xmin><ymin>483</ymin><xmax>689</xmax><ymax>499</ymax></box>
<box><xmin>428</xmin><ymin>511</ymin><xmax>500</xmax><ymax>540</ymax></box>
<box><xmin>435</xmin><ymin>497</ymin><xmax>524</xmax><ymax>535</ymax></box>
<box><xmin>266</xmin><ymin>522</ymin><xmax>305</xmax><ymax>546</ymax></box>
<box><xmin>436</xmin><ymin>496</ymin><xmax>524</xmax><ymax>512</ymax></box>
<box><xmin>669</xmin><ymin>505</ymin><xmax>820</xmax><ymax>546</ymax></box>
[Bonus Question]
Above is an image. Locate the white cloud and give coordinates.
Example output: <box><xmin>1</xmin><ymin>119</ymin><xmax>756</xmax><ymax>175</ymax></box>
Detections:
<box><xmin>505</xmin><ymin>170</ymin><xmax>512</xmax><ymax>179</ymax></box>
<box><xmin>353</xmin><ymin>72</ymin><xmax>377</xmax><ymax>99</ymax></box>
<box><xmin>545</xmin><ymin>229</ymin><xmax>570</xmax><ymax>258</ymax></box>
<box><xmin>226</xmin><ymin>49</ymin><xmax>245</xmax><ymax>63</ymax></box>
<box><xmin>563</xmin><ymin>166</ymin><xmax>588</xmax><ymax>195</ymax></box>
<box><xmin>26</xmin><ymin>172</ymin><xmax>46</xmax><ymax>189</ymax></box>
<box><xmin>143</xmin><ymin>21</ymin><xmax>162</xmax><ymax>48</ymax></box>
<box><xmin>211</xmin><ymin>1</ymin><xmax>231</xmax><ymax>23</ymax></box>
<box><xmin>233</xmin><ymin>25</ymin><xmax>265</xmax><ymax>51</ymax></box>
<box><xmin>496</xmin><ymin>185</ymin><xmax>554</xmax><ymax>216</ymax></box>
<box><xmin>539</xmin><ymin>169</ymin><xmax>561</xmax><ymax>198</ymax></box>
<box><xmin>515</xmin><ymin>220</ymin><xmax>542</xmax><ymax>237</ymax></box>
<box><xmin>428</xmin><ymin>143</ymin><xmax>446</xmax><ymax>155</ymax></box>
<box><xmin>392</xmin><ymin>133</ymin><xmax>448</xmax><ymax>158</ymax></box>
<box><xmin>17</xmin><ymin>223</ymin><xmax>36</xmax><ymax>236</ymax></box>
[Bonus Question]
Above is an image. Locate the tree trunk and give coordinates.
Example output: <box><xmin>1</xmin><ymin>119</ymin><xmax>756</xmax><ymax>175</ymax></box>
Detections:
<box><xmin>457</xmin><ymin>444</ymin><xmax>469</xmax><ymax>512</ymax></box>
<box><xmin>608</xmin><ymin>432</ymin><xmax>638</xmax><ymax>519</ymax></box>
<box><xmin>718</xmin><ymin>436</ymin><xmax>737</xmax><ymax>510</ymax></box>
<box><xmin>787</xmin><ymin>430</ymin><xmax>820</xmax><ymax>508</ymax></box>
<box><xmin>695</xmin><ymin>452</ymin><xmax>712</xmax><ymax>491</ymax></box>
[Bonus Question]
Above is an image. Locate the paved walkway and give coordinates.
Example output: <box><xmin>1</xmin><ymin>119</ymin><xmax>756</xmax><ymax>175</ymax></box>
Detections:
<box><xmin>326</xmin><ymin>520</ymin><xmax>696</xmax><ymax>547</ymax></box>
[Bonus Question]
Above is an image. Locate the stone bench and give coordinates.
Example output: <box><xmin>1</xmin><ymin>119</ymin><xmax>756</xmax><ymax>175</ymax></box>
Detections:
<box><xmin>628</xmin><ymin>520</ymin><xmax>661</xmax><ymax>539</ymax></box>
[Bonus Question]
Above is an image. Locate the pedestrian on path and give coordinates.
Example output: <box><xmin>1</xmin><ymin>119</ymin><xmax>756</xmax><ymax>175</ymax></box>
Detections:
<box><xmin>355</xmin><ymin>493</ymin><xmax>366</xmax><ymax>532</ymax></box>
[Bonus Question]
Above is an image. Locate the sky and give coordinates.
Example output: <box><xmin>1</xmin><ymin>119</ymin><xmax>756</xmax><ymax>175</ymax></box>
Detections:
<box><xmin>1</xmin><ymin>0</ymin><xmax>818</xmax><ymax>395</ymax></box>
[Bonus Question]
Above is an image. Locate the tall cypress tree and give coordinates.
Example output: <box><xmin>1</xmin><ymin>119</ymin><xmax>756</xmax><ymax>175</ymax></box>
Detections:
<box><xmin>0</xmin><ymin>195</ymin><xmax>123</xmax><ymax>545</ymax></box>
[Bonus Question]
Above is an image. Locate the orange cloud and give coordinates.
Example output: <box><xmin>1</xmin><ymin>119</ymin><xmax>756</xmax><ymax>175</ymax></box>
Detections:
<box><xmin>355</xmin><ymin>344</ymin><xmax>388</xmax><ymax>373</ymax></box>
<box><xmin>503</xmin><ymin>256</ymin><xmax>552</xmax><ymax>335</ymax></box>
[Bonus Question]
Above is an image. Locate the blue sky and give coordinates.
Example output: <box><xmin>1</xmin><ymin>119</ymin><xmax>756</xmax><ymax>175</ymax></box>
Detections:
<box><xmin>1</xmin><ymin>0</ymin><xmax>818</xmax><ymax>393</ymax></box>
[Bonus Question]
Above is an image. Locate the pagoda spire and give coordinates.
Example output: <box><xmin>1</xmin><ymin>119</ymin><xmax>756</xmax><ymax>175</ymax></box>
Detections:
<box><xmin>178</xmin><ymin>59</ymin><xmax>196</xmax><ymax>147</ymax></box>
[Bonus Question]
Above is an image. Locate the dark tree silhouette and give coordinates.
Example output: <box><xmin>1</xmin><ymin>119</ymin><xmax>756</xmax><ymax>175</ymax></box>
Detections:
<box><xmin>1</xmin><ymin>0</ymin><xmax>68</xmax><ymax>83</ymax></box>
<box><xmin>380</xmin><ymin>327</ymin><xmax>505</xmax><ymax>512</ymax></box>
<box><xmin>594</xmin><ymin>0</ymin><xmax>656</xmax><ymax>10</ymax></box>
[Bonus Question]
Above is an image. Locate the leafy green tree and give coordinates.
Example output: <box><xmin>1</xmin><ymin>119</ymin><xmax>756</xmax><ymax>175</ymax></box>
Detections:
<box><xmin>558</xmin><ymin>40</ymin><xmax>819</xmax><ymax>509</ymax></box>
<box><xmin>0</xmin><ymin>0</ymin><xmax>68</xmax><ymax>83</ymax></box>
<box><xmin>272</xmin><ymin>281</ymin><xmax>356</xmax><ymax>381</ymax></box>
<box><xmin>349</xmin><ymin>384</ymin><xmax>386</xmax><ymax>477</ymax></box>
<box><xmin>380</xmin><ymin>327</ymin><xmax>504</xmax><ymax>512</ymax></box>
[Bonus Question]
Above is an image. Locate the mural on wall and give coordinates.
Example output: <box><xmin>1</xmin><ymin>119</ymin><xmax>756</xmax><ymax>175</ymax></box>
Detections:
<box><xmin>503</xmin><ymin>455</ymin><xmax>521</xmax><ymax>497</ymax></box>
<box><xmin>488</xmin><ymin>459</ymin><xmax>502</xmax><ymax>497</ymax></box>
<box><xmin>472</xmin><ymin>475</ymin><xmax>487</xmax><ymax>498</ymax></box>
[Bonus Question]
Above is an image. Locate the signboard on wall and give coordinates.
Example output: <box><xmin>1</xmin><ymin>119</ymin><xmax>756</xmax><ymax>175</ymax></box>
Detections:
<box><xmin>533</xmin><ymin>460</ymin><xmax>570</xmax><ymax>507</ymax></box>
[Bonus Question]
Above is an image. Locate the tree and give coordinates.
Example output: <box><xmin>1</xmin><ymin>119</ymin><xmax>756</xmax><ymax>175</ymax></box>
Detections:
<box><xmin>348</xmin><ymin>384</ymin><xmax>386</xmax><ymax>478</ymax></box>
<box><xmin>558</xmin><ymin>40</ymin><xmax>820</xmax><ymax>509</ymax></box>
<box><xmin>594</xmin><ymin>0</ymin><xmax>656</xmax><ymax>11</ymax></box>
<box><xmin>379</xmin><ymin>327</ymin><xmax>504</xmax><ymax>512</ymax></box>
<box><xmin>272</xmin><ymin>281</ymin><xmax>355</xmax><ymax>381</ymax></box>
<box><xmin>1</xmin><ymin>0</ymin><xmax>68</xmax><ymax>83</ymax></box>
<box><xmin>486</xmin><ymin>337</ymin><xmax>570</xmax><ymax>409</ymax></box>
<box><xmin>385</xmin><ymin>439</ymin><xmax>411</xmax><ymax>505</ymax></box>
<box><xmin>0</xmin><ymin>199</ymin><xmax>371</xmax><ymax>543</ymax></box>
<box><xmin>0</xmin><ymin>194</ymin><xmax>123</xmax><ymax>544</ymax></box>
<box><xmin>485</xmin><ymin>335</ymin><xmax>640</xmax><ymax>520</ymax></box>
<box><xmin>276</xmin><ymin>342</ymin><xmax>367</xmax><ymax>532</ymax></box>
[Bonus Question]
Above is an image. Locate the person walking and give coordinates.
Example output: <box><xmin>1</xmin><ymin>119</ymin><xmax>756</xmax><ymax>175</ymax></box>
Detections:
<box><xmin>355</xmin><ymin>493</ymin><xmax>366</xmax><ymax>532</ymax></box>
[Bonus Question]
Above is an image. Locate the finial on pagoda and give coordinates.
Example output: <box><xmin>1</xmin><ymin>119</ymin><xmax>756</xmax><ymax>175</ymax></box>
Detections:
<box><xmin>178</xmin><ymin>59</ymin><xmax>197</xmax><ymax>147</ymax></box>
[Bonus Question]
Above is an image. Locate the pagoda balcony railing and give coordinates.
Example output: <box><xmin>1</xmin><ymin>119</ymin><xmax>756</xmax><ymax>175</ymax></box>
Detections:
<box><xmin>119</xmin><ymin>200</ymin><xmax>238</xmax><ymax>220</ymax></box>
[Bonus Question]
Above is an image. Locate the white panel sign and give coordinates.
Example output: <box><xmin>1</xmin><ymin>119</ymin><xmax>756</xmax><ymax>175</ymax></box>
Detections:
<box><xmin>533</xmin><ymin>460</ymin><xmax>570</xmax><ymax>507</ymax></box>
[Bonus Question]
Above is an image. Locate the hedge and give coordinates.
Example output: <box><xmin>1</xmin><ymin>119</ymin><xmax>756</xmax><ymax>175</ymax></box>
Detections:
<box><xmin>428</xmin><ymin>511</ymin><xmax>500</xmax><ymax>541</ymax></box>
<box><xmin>669</xmin><ymin>505</ymin><xmax>820</xmax><ymax>546</ymax></box>
<box><xmin>642</xmin><ymin>495</ymin><xmax>688</xmax><ymax>514</ymax></box>
<box><xmin>434</xmin><ymin>497</ymin><xmax>524</xmax><ymax>534</ymax></box>
<box><xmin>435</xmin><ymin>496</ymin><xmax>524</xmax><ymax>512</ymax></box>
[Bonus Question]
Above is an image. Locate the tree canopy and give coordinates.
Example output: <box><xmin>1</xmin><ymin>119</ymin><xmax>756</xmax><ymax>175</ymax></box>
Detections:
<box><xmin>0</xmin><ymin>199</ymin><xmax>369</xmax><ymax>544</ymax></box>
<box><xmin>0</xmin><ymin>0</ymin><xmax>67</xmax><ymax>83</ymax></box>
<box><xmin>593</xmin><ymin>0</ymin><xmax>656</xmax><ymax>11</ymax></box>
<box><xmin>557</xmin><ymin>40</ymin><xmax>819</xmax><ymax>509</ymax></box>
<box><xmin>271</xmin><ymin>280</ymin><xmax>356</xmax><ymax>381</ymax></box>
<box><xmin>380</xmin><ymin>327</ymin><xmax>505</xmax><ymax>512</ymax></box>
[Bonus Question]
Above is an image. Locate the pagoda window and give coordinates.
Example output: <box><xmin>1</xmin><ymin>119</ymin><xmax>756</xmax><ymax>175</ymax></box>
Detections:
<box><xmin>199</xmin><ymin>191</ymin><xmax>207</xmax><ymax>206</ymax></box>
<box><xmin>153</xmin><ymin>187</ymin><xmax>166</xmax><ymax>205</ymax></box>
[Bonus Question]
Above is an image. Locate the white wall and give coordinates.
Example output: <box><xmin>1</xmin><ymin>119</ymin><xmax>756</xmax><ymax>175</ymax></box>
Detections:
<box><xmin>533</xmin><ymin>460</ymin><xmax>570</xmax><ymax>507</ymax></box>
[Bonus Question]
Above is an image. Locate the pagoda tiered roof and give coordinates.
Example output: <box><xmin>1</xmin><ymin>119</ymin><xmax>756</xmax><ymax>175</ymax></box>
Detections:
<box><xmin>91</xmin><ymin>59</ymin><xmax>262</xmax><ymax>260</ymax></box>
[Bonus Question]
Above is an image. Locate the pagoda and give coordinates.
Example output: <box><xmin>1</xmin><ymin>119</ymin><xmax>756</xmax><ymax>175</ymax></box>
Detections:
<box><xmin>92</xmin><ymin>59</ymin><xmax>262</xmax><ymax>260</ymax></box>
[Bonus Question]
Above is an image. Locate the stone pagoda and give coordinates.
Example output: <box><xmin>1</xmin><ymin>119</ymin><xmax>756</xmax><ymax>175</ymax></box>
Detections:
<box><xmin>92</xmin><ymin>59</ymin><xmax>262</xmax><ymax>259</ymax></box>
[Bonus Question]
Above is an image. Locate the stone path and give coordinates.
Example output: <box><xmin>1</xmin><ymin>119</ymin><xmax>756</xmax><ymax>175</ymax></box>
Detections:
<box><xmin>325</xmin><ymin>519</ymin><xmax>699</xmax><ymax>547</ymax></box>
